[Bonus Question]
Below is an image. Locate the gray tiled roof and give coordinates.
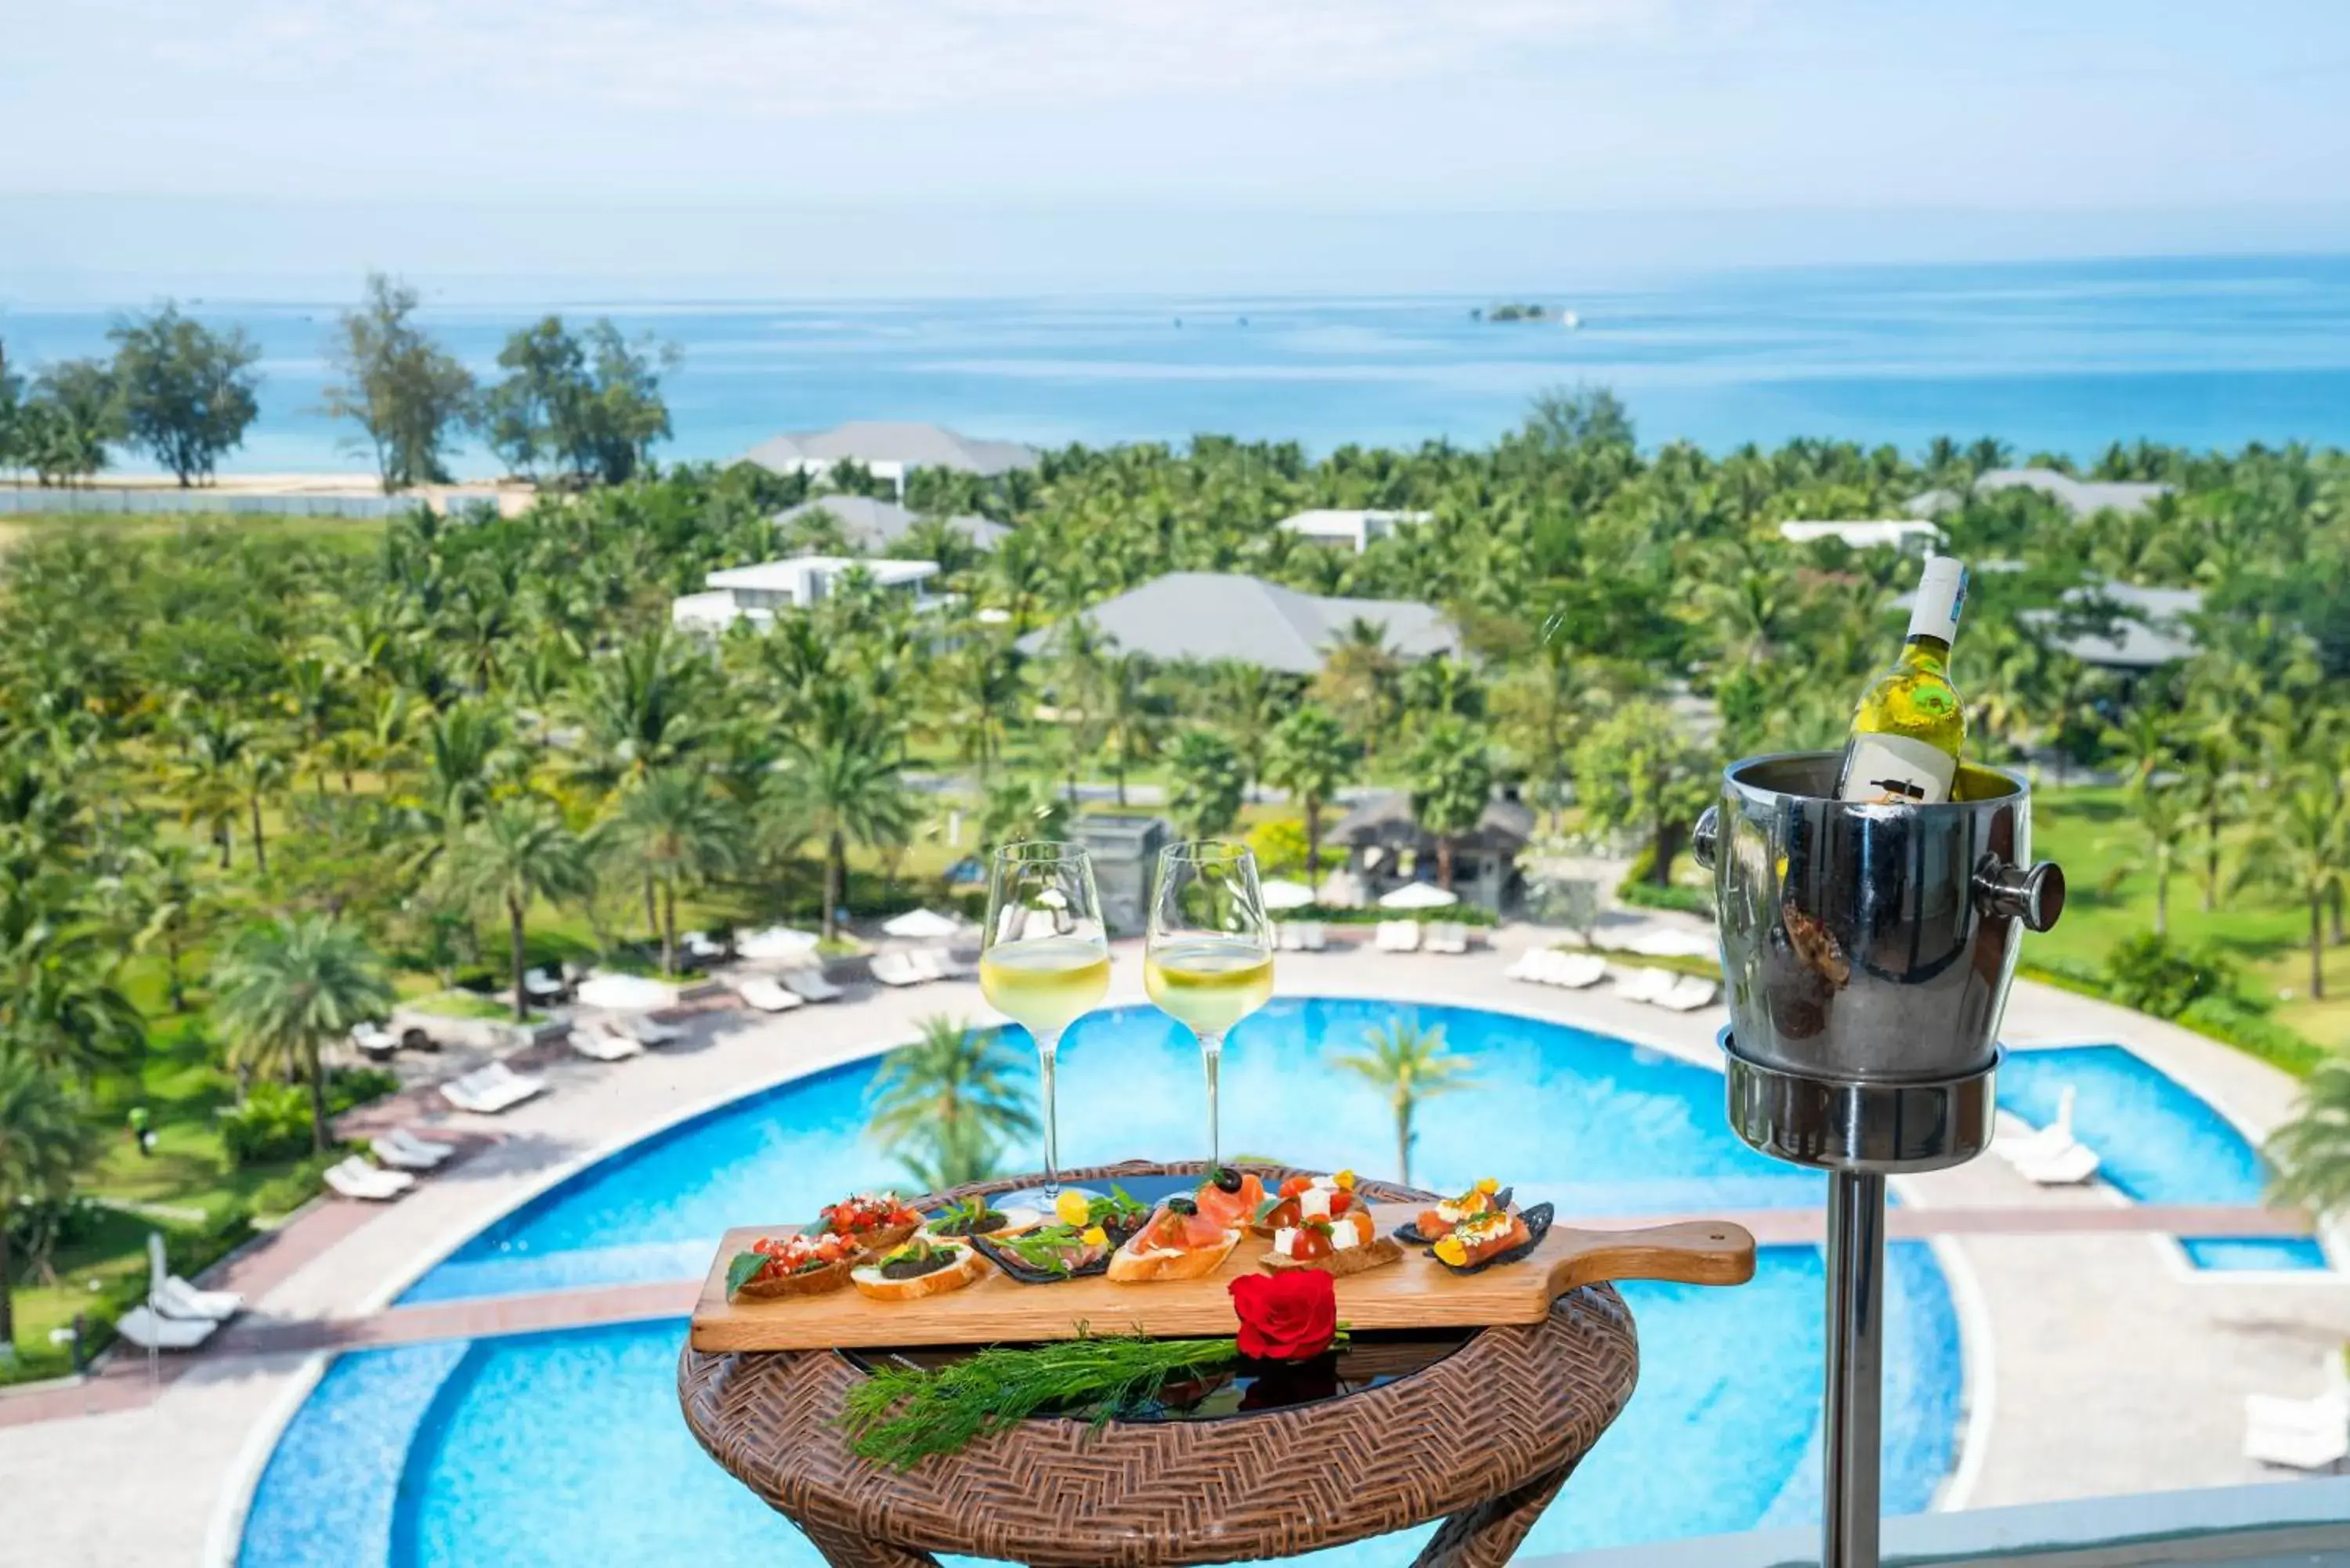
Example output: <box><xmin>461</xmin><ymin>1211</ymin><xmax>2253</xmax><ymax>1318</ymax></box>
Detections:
<box><xmin>1014</xmin><ymin>572</ymin><xmax>1459</xmax><ymax>674</ymax></box>
<box><xmin>742</xmin><ymin>421</ymin><xmax>1040</xmax><ymax>476</ymax></box>
<box><xmin>772</xmin><ymin>494</ymin><xmax>1009</xmax><ymax>551</ymax></box>
<box><xmin>2030</xmin><ymin>582</ymin><xmax>2203</xmax><ymax>670</ymax></box>
<box><xmin>1331</xmin><ymin>789</ymin><xmax>1534</xmax><ymax>847</ymax></box>
<box><xmin>1972</xmin><ymin>468</ymin><xmax>2174</xmax><ymax>516</ymax></box>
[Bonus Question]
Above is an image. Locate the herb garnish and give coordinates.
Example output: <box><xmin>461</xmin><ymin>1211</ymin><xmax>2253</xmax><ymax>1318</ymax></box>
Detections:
<box><xmin>877</xmin><ymin>1240</ymin><xmax>959</xmax><ymax>1280</ymax></box>
<box><xmin>924</xmin><ymin>1195</ymin><xmax>1007</xmax><ymax>1237</ymax></box>
<box><xmin>1086</xmin><ymin>1184</ymin><xmax>1149</xmax><ymax>1232</ymax></box>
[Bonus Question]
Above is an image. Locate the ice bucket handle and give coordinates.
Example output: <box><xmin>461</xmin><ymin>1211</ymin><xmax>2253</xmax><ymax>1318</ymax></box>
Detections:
<box><xmin>1691</xmin><ymin>806</ymin><xmax>1720</xmax><ymax>871</ymax></box>
<box><xmin>1972</xmin><ymin>854</ymin><xmax>2066</xmax><ymax>934</ymax></box>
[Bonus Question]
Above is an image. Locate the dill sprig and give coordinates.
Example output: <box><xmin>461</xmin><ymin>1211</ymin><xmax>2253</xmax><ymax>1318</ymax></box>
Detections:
<box><xmin>838</xmin><ymin>1333</ymin><xmax>1242</xmax><ymax>1469</ymax></box>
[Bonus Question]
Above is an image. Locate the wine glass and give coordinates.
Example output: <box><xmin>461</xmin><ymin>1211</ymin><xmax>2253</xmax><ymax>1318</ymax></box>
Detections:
<box><xmin>978</xmin><ymin>841</ymin><xmax>1111</xmax><ymax>1202</ymax></box>
<box><xmin>1144</xmin><ymin>840</ymin><xmax>1274</xmax><ymax>1171</ymax></box>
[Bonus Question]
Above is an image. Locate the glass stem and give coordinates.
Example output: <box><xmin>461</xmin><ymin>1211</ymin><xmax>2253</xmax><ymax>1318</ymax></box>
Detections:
<box><xmin>1198</xmin><ymin>1030</ymin><xmax>1225</xmax><ymax>1170</ymax></box>
<box><xmin>1036</xmin><ymin>1030</ymin><xmax>1062</xmax><ymax>1198</ymax></box>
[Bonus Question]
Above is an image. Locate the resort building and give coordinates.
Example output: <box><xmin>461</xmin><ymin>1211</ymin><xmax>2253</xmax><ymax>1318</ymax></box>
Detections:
<box><xmin>772</xmin><ymin>494</ymin><xmax>1010</xmax><ymax>554</ymax></box>
<box><xmin>1777</xmin><ymin>518</ymin><xmax>1943</xmax><ymax>554</ymax></box>
<box><xmin>1329</xmin><ymin>789</ymin><xmax>1534</xmax><ymax>913</ymax></box>
<box><xmin>1016</xmin><ymin>571</ymin><xmax>1458</xmax><ymax>675</ymax></box>
<box><xmin>1071</xmin><ymin>813</ymin><xmax>1173</xmax><ymax>934</ymax></box>
<box><xmin>1906</xmin><ymin>468</ymin><xmax>2176</xmax><ymax>519</ymax></box>
<box><xmin>1278</xmin><ymin>508</ymin><xmax>1432</xmax><ymax>554</ymax></box>
<box><xmin>741</xmin><ymin>421</ymin><xmax>1041</xmax><ymax>497</ymax></box>
<box><xmin>2033</xmin><ymin>583</ymin><xmax>2204</xmax><ymax>673</ymax></box>
<box><xmin>670</xmin><ymin>556</ymin><xmax>944</xmax><ymax>634</ymax></box>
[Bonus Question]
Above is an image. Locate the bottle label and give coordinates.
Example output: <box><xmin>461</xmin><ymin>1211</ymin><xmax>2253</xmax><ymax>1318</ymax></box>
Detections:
<box><xmin>1839</xmin><ymin>732</ymin><xmax>1957</xmax><ymax>805</ymax></box>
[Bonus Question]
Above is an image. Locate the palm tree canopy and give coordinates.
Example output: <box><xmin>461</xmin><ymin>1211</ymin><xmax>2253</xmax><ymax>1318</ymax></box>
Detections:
<box><xmin>867</xmin><ymin>1015</ymin><xmax>1040</xmax><ymax>1187</ymax></box>
<box><xmin>443</xmin><ymin>795</ymin><xmax>597</xmax><ymax>916</ymax></box>
<box><xmin>597</xmin><ymin>767</ymin><xmax>743</xmax><ymax>887</ymax></box>
<box><xmin>209</xmin><ymin>914</ymin><xmax>396</xmax><ymax>1081</ymax></box>
<box><xmin>2268</xmin><ymin>1056</ymin><xmax>2350</xmax><ymax>1219</ymax></box>
<box><xmin>1332</xmin><ymin>1018</ymin><xmax>1479</xmax><ymax>1107</ymax></box>
<box><xmin>0</xmin><ymin>1048</ymin><xmax>95</xmax><ymax>1205</ymax></box>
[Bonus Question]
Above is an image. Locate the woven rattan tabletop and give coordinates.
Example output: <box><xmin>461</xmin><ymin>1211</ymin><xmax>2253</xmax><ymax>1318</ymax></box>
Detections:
<box><xmin>678</xmin><ymin>1160</ymin><xmax>1643</xmax><ymax>1567</ymax></box>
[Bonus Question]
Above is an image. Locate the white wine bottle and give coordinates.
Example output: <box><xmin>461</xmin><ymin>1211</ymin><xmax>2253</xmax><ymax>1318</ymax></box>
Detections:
<box><xmin>1835</xmin><ymin>555</ymin><xmax>1969</xmax><ymax>804</ymax></box>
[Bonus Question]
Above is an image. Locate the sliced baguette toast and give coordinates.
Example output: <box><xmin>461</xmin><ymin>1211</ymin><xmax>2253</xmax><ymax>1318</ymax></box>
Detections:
<box><xmin>1105</xmin><ymin>1227</ymin><xmax>1242</xmax><ymax>1284</ymax></box>
<box><xmin>1259</xmin><ymin>1234</ymin><xmax>1403</xmax><ymax>1278</ymax></box>
<box><xmin>850</xmin><ymin>1239</ymin><xmax>990</xmax><ymax>1302</ymax></box>
<box><xmin>734</xmin><ymin>1255</ymin><xmax>859</xmax><ymax>1300</ymax></box>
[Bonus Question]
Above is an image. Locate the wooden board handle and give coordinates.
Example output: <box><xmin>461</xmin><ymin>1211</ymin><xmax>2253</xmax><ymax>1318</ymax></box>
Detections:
<box><xmin>1546</xmin><ymin>1220</ymin><xmax>1757</xmax><ymax>1296</ymax></box>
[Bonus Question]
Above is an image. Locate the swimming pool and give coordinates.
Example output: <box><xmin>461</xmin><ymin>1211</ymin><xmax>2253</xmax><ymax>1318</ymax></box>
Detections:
<box><xmin>242</xmin><ymin>999</ymin><xmax>1968</xmax><ymax>1566</ymax></box>
<box><xmin>1998</xmin><ymin>1044</ymin><xmax>2328</xmax><ymax>1272</ymax></box>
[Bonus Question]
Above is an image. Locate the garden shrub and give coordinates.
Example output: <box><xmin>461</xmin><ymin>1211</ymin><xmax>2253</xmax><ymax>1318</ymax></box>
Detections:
<box><xmin>2175</xmin><ymin>996</ymin><xmax>2326</xmax><ymax>1078</ymax></box>
<box><xmin>219</xmin><ymin>1082</ymin><xmax>316</xmax><ymax>1167</ymax></box>
<box><xmin>2102</xmin><ymin>933</ymin><xmax>2236</xmax><ymax>1018</ymax></box>
<box><xmin>327</xmin><ymin>1067</ymin><xmax>401</xmax><ymax>1113</ymax></box>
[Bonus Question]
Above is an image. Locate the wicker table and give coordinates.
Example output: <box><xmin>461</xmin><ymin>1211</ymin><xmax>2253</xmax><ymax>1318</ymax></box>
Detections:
<box><xmin>678</xmin><ymin>1161</ymin><xmax>1643</xmax><ymax>1567</ymax></box>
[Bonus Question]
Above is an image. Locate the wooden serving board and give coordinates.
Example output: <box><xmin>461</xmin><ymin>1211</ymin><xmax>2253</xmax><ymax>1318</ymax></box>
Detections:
<box><xmin>688</xmin><ymin>1203</ymin><xmax>1755</xmax><ymax>1353</ymax></box>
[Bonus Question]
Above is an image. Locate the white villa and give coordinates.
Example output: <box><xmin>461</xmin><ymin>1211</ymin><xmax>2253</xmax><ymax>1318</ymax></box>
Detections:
<box><xmin>1778</xmin><ymin>519</ymin><xmax>1943</xmax><ymax>554</ymax></box>
<box><xmin>1016</xmin><ymin>571</ymin><xmax>1457</xmax><ymax>675</ymax></box>
<box><xmin>741</xmin><ymin>422</ymin><xmax>1040</xmax><ymax>497</ymax></box>
<box><xmin>1907</xmin><ymin>468</ymin><xmax>2175</xmax><ymax>519</ymax></box>
<box><xmin>671</xmin><ymin>557</ymin><xmax>945</xmax><ymax>634</ymax></box>
<box><xmin>1278</xmin><ymin>508</ymin><xmax>1433</xmax><ymax>554</ymax></box>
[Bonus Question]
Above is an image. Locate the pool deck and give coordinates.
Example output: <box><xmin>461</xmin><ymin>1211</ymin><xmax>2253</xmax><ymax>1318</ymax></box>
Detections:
<box><xmin>6</xmin><ymin>928</ymin><xmax>2349</xmax><ymax>1567</ymax></box>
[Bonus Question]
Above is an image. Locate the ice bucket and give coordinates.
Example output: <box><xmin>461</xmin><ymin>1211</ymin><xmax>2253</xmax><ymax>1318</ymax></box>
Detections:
<box><xmin>1694</xmin><ymin>751</ymin><xmax>2063</xmax><ymax>1087</ymax></box>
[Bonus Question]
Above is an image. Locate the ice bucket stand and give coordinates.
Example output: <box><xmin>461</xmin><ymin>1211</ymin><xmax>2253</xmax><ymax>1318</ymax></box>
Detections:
<box><xmin>1693</xmin><ymin>753</ymin><xmax>2064</xmax><ymax>1568</ymax></box>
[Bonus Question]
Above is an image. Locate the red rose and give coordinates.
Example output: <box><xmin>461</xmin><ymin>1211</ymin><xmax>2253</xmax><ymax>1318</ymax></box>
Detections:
<box><xmin>1227</xmin><ymin>1270</ymin><xmax>1338</xmax><ymax>1361</ymax></box>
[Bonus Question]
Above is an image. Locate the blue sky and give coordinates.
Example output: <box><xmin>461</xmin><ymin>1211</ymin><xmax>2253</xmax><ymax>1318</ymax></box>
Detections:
<box><xmin>5</xmin><ymin>0</ymin><xmax>2350</xmax><ymax>296</ymax></box>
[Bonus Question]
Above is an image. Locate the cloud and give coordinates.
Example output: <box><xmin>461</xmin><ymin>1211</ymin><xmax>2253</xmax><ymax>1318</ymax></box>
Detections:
<box><xmin>19</xmin><ymin>0</ymin><xmax>1691</xmax><ymax>118</ymax></box>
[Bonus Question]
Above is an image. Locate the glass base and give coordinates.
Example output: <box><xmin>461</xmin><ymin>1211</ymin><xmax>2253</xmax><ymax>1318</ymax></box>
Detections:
<box><xmin>991</xmin><ymin>1180</ymin><xmax>1104</xmax><ymax>1211</ymax></box>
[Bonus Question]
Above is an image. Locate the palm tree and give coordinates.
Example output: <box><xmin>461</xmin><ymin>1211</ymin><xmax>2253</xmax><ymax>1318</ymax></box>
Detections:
<box><xmin>233</xmin><ymin>742</ymin><xmax>290</xmax><ymax>879</ymax></box>
<box><xmin>866</xmin><ymin>1015</ymin><xmax>1040</xmax><ymax>1189</ymax></box>
<box><xmin>1208</xmin><ymin>659</ymin><xmax>1286</xmax><ymax>801</ymax></box>
<box><xmin>443</xmin><ymin>797</ymin><xmax>595</xmax><ymax>1020</ymax></box>
<box><xmin>1264</xmin><ymin>703</ymin><xmax>1357</xmax><ymax>886</ymax></box>
<box><xmin>1314</xmin><ymin>617</ymin><xmax>1402</xmax><ymax>757</ymax></box>
<box><xmin>209</xmin><ymin>916</ymin><xmax>396</xmax><ymax>1152</ymax></box>
<box><xmin>1330</xmin><ymin>1017</ymin><xmax>1477</xmax><ymax>1186</ymax></box>
<box><xmin>2130</xmin><ymin>779</ymin><xmax>2190</xmax><ymax>938</ymax></box>
<box><xmin>1166</xmin><ymin>729</ymin><xmax>1243</xmax><ymax>839</ymax></box>
<box><xmin>2243</xmin><ymin>775</ymin><xmax>2348</xmax><ymax>1000</ymax></box>
<box><xmin>0</xmin><ymin>1049</ymin><xmax>96</xmax><ymax>1349</ymax></box>
<box><xmin>565</xmin><ymin>628</ymin><xmax>707</xmax><ymax>794</ymax></box>
<box><xmin>1405</xmin><ymin>717</ymin><xmax>1492</xmax><ymax>891</ymax></box>
<box><xmin>173</xmin><ymin>712</ymin><xmax>249</xmax><ymax>867</ymax></box>
<box><xmin>596</xmin><ymin>768</ymin><xmax>740</xmax><ymax>974</ymax></box>
<box><xmin>0</xmin><ymin>882</ymin><xmax>145</xmax><ymax>1080</ymax></box>
<box><xmin>767</xmin><ymin>714</ymin><xmax>916</xmax><ymax>942</ymax></box>
<box><xmin>1090</xmin><ymin>651</ymin><xmax>1165</xmax><ymax>806</ymax></box>
<box><xmin>2102</xmin><ymin>705</ymin><xmax>2177</xmax><ymax>793</ymax></box>
<box><xmin>978</xmin><ymin>775</ymin><xmax>1071</xmax><ymax>856</ymax></box>
<box><xmin>2178</xmin><ymin>734</ymin><xmax>2240</xmax><ymax>915</ymax></box>
<box><xmin>2269</xmin><ymin>1054</ymin><xmax>2350</xmax><ymax>1223</ymax></box>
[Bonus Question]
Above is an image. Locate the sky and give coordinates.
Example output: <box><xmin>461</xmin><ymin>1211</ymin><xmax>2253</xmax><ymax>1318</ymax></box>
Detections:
<box><xmin>5</xmin><ymin>0</ymin><xmax>2350</xmax><ymax>297</ymax></box>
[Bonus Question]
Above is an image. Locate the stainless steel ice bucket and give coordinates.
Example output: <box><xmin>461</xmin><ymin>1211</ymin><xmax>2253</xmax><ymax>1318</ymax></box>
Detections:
<box><xmin>1693</xmin><ymin>751</ymin><xmax>2063</xmax><ymax>1086</ymax></box>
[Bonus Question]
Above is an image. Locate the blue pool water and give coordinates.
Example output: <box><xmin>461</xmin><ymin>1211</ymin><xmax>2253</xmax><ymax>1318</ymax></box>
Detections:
<box><xmin>404</xmin><ymin>999</ymin><xmax>1822</xmax><ymax>1305</ymax></box>
<box><xmin>1998</xmin><ymin>1045</ymin><xmax>2328</xmax><ymax>1272</ymax></box>
<box><xmin>248</xmin><ymin>1000</ymin><xmax>1966</xmax><ymax>1566</ymax></box>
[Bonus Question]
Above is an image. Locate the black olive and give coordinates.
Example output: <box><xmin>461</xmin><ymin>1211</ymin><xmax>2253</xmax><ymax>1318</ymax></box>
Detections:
<box><xmin>1166</xmin><ymin>1195</ymin><xmax>1198</xmax><ymax>1216</ymax></box>
<box><xmin>1211</xmin><ymin>1165</ymin><xmax>1243</xmax><ymax>1194</ymax></box>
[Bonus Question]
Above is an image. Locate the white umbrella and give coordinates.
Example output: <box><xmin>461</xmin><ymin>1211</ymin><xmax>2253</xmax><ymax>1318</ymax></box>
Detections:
<box><xmin>883</xmin><ymin>908</ymin><xmax>962</xmax><ymax>941</ymax></box>
<box><xmin>1627</xmin><ymin>928</ymin><xmax>1716</xmax><ymax>959</ymax></box>
<box><xmin>1379</xmin><ymin>881</ymin><xmax>1459</xmax><ymax>910</ymax></box>
<box><xmin>1259</xmin><ymin>878</ymin><xmax>1316</xmax><ymax>911</ymax></box>
<box><xmin>575</xmin><ymin>973</ymin><xmax>682</xmax><ymax>1012</ymax></box>
<box><xmin>736</xmin><ymin>926</ymin><xmax>819</xmax><ymax>962</ymax></box>
<box><xmin>1315</xmin><ymin>869</ymin><xmax>1366</xmax><ymax>909</ymax></box>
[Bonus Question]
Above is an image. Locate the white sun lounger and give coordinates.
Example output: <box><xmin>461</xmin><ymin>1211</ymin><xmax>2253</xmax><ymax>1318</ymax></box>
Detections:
<box><xmin>325</xmin><ymin>1156</ymin><xmax>415</xmax><ymax>1201</ymax></box>
<box><xmin>1543</xmin><ymin>952</ymin><xmax>1610</xmax><ymax>989</ymax></box>
<box><xmin>783</xmin><ymin>970</ymin><xmax>844</xmax><ymax>1003</ymax></box>
<box><xmin>2015</xmin><ymin>1140</ymin><xmax>2102</xmax><ymax>1187</ymax></box>
<box><xmin>908</xmin><ymin>949</ymin><xmax>951</xmax><ymax>982</ymax></box>
<box><xmin>682</xmin><ymin>930</ymin><xmax>728</xmax><ymax>962</ymax></box>
<box><xmin>1998</xmin><ymin>1086</ymin><xmax>2079</xmax><ymax>1168</ymax></box>
<box><xmin>441</xmin><ymin>1063</ymin><xmax>546</xmax><ymax>1115</ymax></box>
<box><xmin>153</xmin><ymin>1274</ymin><xmax>244</xmax><ymax>1322</ymax></box>
<box><xmin>387</xmin><ymin>1128</ymin><xmax>455</xmax><ymax>1162</ymax></box>
<box><xmin>569</xmin><ymin>1024</ymin><xmax>643</xmax><ymax>1063</ymax></box>
<box><xmin>373</xmin><ymin>1134</ymin><xmax>445</xmax><ymax>1170</ymax></box>
<box><xmin>116</xmin><ymin>1306</ymin><xmax>218</xmax><ymax>1352</ymax></box>
<box><xmin>1505</xmin><ymin>949</ymin><xmax>1549</xmax><ymax>981</ymax></box>
<box><xmin>349</xmin><ymin>1021</ymin><xmax>400</xmax><ymax>1060</ymax></box>
<box><xmin>1426</xmin><ymin>922</ymin><xmax>1470</xmax><ymax>956</ymax></box>
<box><xmin>1613</xmin><ymin>966</ymin><xmax>1675</xmax><ymax>1003</ymax></box>
<box><xmin>618</xmin><ymin>1013</ymin><xmax>685</xmax><ymax>1048</ymax></box>
<box><xmin>737</xmin><ymin>977</ymin><xmax>805</xmax><ymax>1013</ymax></box>
<box><xmin>2245</xmin><ymin>1358</ymin><xmax>2350</xmax><ymax>1471</ymax></box>
<box><xmin>522</xmin><ymin>966</ymin><xmax>568</xmax><ymax>1003</ymax></box>
<box><xmin>1657</xmin><ymin>975</ymin><xmax>1720</xmax><ymax>1012</ymax></box>
<box><xmin>1292</xmin><ymin>921</ymin><xmax>1326</xmax><ymax>952</ymax></box>
<box><xmin>1375</xmin><ymin>920</ymin><xmax>1422</xmax><ymax>953</ymax></box>
<box><xmin>871</xmin><ymin>951</ymin><xmax>927</xmax><ymax>987</ymax></box>
<box><xmin>1278</xmin><ymin>922</ymin><xmax>1305</xmax><ymax>952</ymax></box>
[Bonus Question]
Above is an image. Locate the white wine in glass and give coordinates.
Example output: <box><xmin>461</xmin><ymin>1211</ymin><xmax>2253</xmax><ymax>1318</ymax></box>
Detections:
<box><xmin>1145</xmin><ymin>841</ymin><xmax>1274</xmax><ymax>1170</ymax></box>
<box><xmin>979</xmin><ymin>843</ymin><xmax>1111</xmax><ymax>1201</ymax></box>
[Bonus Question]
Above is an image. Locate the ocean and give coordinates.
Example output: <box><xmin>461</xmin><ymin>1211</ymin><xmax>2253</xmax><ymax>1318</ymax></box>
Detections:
<box><xmin>5</xmin><ymin>253</ymin><xmax>2350</xmax><ymax>475</ymax></box>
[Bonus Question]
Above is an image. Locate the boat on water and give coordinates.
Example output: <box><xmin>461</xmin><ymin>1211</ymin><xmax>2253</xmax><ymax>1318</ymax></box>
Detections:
<box><xmin>1559</xmin><ymin>310</ymin><xmax>1582</xmax><ymax>330</ymax></box>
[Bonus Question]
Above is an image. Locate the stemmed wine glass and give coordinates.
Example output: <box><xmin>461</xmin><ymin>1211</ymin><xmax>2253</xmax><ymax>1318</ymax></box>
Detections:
<box><xmin>1144</xmin><ymin>840</ymin><xmax>1274</xmax><ymax>1170</ymax></box>
<box><xmin>978</xmin><ymin>842</ymin><xmax>1111</xmax><ymax>1201</ymax></box>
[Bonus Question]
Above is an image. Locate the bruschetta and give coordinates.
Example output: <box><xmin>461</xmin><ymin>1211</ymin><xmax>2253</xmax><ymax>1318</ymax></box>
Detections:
<box><xmin>920</xmin><ymin>1195</ymin><xmax>1042</xmax><ymax>1241</ymax></box>
<box><xmin>1260</xmin><ymin>1209</ymin><xmax>1402</xmax><ymax>1278</ymax></box>
<box><xmin>1252</xmin><ymin>1171</ymin><xmax>1361</xmax><ymax>1237</ymax></box>
<box><xmin>725</xmin><ymin>1230</ymin><xmax>862</xmax><ymax>1300</ymax></box>
<box><xmin>1191</xmin><ymin>1166</ymin><xmax>1267</xmax><ymax>1233</ymax></box>
<box><xmin>1106</xmin><ymin>1196</ymin><xmax>1243</xmax><ymax>1284</ymax></box>
<box><xmin>850</xmin><ymin>1236</ymin><xmax>991</xmax><ymax>1302</ymax></box>
<box><xmin>1412</xmin><ymin>1178</ymin><xmax>1506</xmax><ymax>1241</ymax></box>
<box><xmin>819</xmin><ymin>1191</ymin><xmax>923</xmax><ymax>1254</ymax></box>
<box><xmin>1430</xmin><ymin>1207</ymin><xmax>1531</xmax><ymax>1270</ymax></box>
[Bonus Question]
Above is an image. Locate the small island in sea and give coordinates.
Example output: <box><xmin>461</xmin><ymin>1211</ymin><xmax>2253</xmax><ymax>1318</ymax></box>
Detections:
<box><xmin>1473</xmin><ymin>302</ymin><xmax>1579</xmax><ymax>327</ymax></box>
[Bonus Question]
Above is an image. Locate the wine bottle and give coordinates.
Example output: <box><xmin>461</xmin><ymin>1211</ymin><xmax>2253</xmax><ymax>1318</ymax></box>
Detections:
<box><xmin>1835</xmin><ymin>555</ymin><xmax>1969</xmax><ymax>804</ymax></box>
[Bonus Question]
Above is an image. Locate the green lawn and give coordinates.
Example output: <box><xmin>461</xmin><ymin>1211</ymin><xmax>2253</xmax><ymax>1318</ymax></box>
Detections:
<box><xmin>2025</xmin><ymin>786</ymin><xmax>2349</xmax><ymax>1052</ymax></box>
<box><xmin>0</xmin><ymin>508</ymin><xmax>387</xmax><ymax>554</ymax></box>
